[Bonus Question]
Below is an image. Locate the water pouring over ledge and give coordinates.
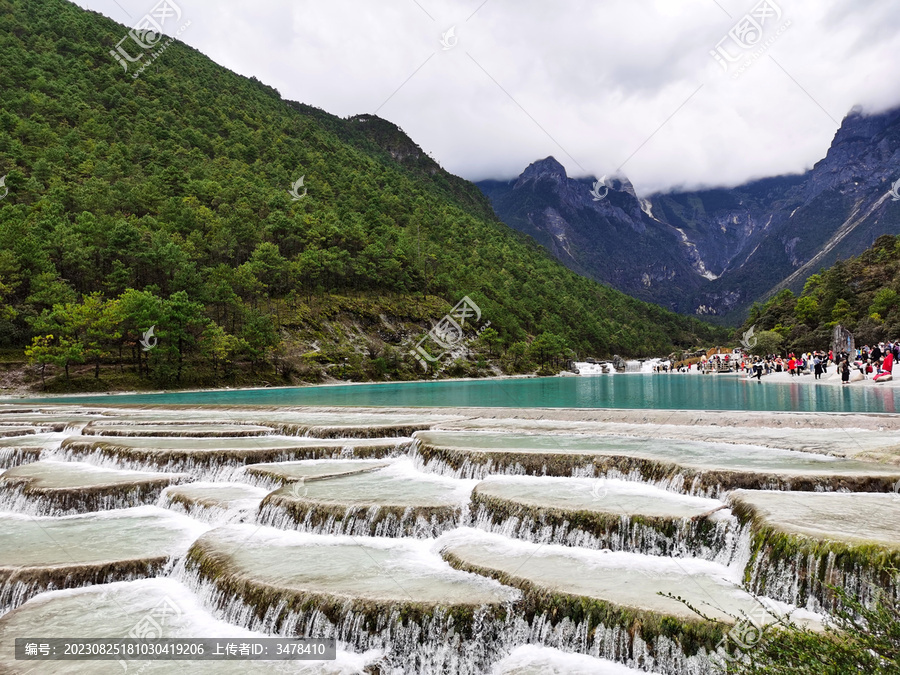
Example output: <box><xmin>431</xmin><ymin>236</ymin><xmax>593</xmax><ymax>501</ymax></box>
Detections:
<box><xmin>0</xmin><ymin>403</ymin><xmax>896</xmax><ymax>673</ymax></box>
<box><xmin>0</xmin><ymin>460</ymin><xmax>191</xmax><ymax>515</ymax></box>
<box><xmin>0</xmin><ymin>578</ymin><xmax>379</xmax><ymax>674</ymax></box>
<box><xmin>0</xmin><ymin>506</ymin><xmax>209</xmax><ymax>613</ymax></box>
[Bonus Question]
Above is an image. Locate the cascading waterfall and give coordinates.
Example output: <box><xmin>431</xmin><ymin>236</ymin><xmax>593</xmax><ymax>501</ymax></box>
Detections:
<box><xmin>747</xmin><ymin>545</ymin><xmax>899</xmax><ymax>614</ymax></box>
<box><xmin>0</xmin><ymin>481</ymin><xmax>177</xmax><ymax>516</ymax></box>
<box><xmin>0</xmin><ymin>562</ymin><xmax>169</xmax><ymax>616</ymax></box>
<box><xmin>0</xmin><ymin>448</ymin><xmax>41</xmax><ymax>469</ymax></box>
<box><xmin>255</xmin><ymin>501</ymin><xmax>461</xmax><ymax>539</ymax></box>
<box><xmin>410</xmin><ymin>441</ymin><xmax>529</xmax><ymax>481</ymax></box>
<box><xmin>267</xmin><ymin>423</ymin><xmax>430</xmax><ymax>439</ymax></box>
<box><xmin>412</xmin><ymin>444</ymin><xmax>722</xmax><ymax>498</ymax></box>
<box><xmin>0</xmin><ymin>581</ymin><xmax>39</xmax><ymax>617</ymax></box>
<box><xmin>2</xmin><ymin>407</ymin><xmax>896</xmax><ymax>675</ymax></box>
<box><xmin>512</xmin><ymin>614</ymin><xmax>719</xmax><ymax>674</ymax></box>
<box><xmin>431</xmin><ymin>454</ymin><xmax>529</xmax><ymax>481</ymax></box>
<box><xmin>156</xmin><ymin>493</ymin><xmax>258</xmax><ymax>525</ymax></box>
<box><xmin>51</xmin><ymin>439</ymin><xmax>413</xmax><ymax>477</ymax></box>
<box><xmin>467</xmin><ymin>504</ymin><xmax>751</xmax><ymax>567</ymax></box>
<box><xmin>172</xmin><ymin>561</ymin><xmax>721</xmax><ymax>675</ymax></box>
<box><xmin>173</xmin><ymin>560</ymin><xmax>517</xmax><ymax>674</ymax></box>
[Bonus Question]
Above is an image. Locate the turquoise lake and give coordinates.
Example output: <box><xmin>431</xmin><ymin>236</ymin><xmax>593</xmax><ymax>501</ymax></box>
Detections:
<box><xmin>12</xmin><ymin>374</ymin><xmax>900</xmax><ymax>413</ymax></box>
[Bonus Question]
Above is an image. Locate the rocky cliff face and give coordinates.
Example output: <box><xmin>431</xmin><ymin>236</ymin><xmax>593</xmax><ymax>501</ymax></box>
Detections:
<box><xmin>478</xmin><ymin>158</ymin><xmax>705</xmax><ymax>310</ymax></box>
<box><xmin>478</xmin><ymin>106</ymin><xmax>900</xmax><ymax>320</ymax></box>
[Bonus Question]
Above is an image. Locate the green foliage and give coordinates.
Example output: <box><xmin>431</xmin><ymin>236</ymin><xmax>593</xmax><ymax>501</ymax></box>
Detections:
<box><xmin>830</xmin><ymin>298</ymin><xmax>853</xmax><ymax>327</ymax></box>
<box><xmin>0</xmin><ymin>0</ymin><xmax>725</xmax><ymax>389</ymax></box>
<box><xmin>476</xmin><ymin>327</ymin><xmax>501</xmax><ymax>357</ymax></box>
<box><xmin>24</xmin><ymin>289</ymin><xmax>218</xmax><ymax>386</ymax></box>
<box><xmin>25</xmin><ymin>334</ymin><xmax>82</xmax><ymax>383</ymax></box>
<box><xmin>870</xmin><ymin>288</ymin><xmax>899</xmax><ymax>320</ymax></box>
<box><xmin>749</xmin><ymin>330</ymin><xmax>783</xmax><ymax>357</ymax></box>
<box><xmin>737</xmin><ymin>235</ymin><xmax>900</xmax><ymax>353</ymax></box>
<box><xmin>732</xmin><ymin>583</ymin><xmax>900</xmax><ymax>674</ymax></box>
<box><xmin>528</xmin><ymin>332</ymin><xmax>572</xmax><ymax>371</ymax></box>
<box><xmin>503</xmin><ymin>341</ymin><xmax>531</xmax><ymax>373</ymax></box>
<box><xmin>794</xmin><ymin>296</ymin><xmax>819</xmax><ymax>326</ymax></box>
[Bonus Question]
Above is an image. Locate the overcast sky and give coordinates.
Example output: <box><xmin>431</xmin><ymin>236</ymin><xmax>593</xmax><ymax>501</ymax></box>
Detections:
<box><xmin>80</xmin><ymin>0</ymin><xmax>900</xmax><ymax>195</ymax></box>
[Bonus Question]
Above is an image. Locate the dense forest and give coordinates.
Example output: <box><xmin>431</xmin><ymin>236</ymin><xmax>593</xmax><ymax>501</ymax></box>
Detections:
<box><xmin>738</xmin><ymin>234</ymin><xmax>900</xmax><ymax>354</ymax></box>
<box><xmin>0</xmin><ymin>0</ymin><xmax>725</xmax><ymax>391</ymax></box>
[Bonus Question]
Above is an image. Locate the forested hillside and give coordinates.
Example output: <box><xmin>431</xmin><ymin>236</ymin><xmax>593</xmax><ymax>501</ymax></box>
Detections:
<box><xmin>738</xmin><ymin>234</ymin><xmax>900</xmax><ymax>353</ymax></box>
<box><xmin>0</xmin><ymin>0</ymin><xmax>724</xmax><ymax>390</ymax></box>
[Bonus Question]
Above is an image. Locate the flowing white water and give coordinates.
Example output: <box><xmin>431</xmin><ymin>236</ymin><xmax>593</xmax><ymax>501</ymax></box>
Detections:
<box><xmin>0</xmin><ymin>506</ymin><xmax>209</xmax><ymax>613</ymax></box>
<box><xmin>439</xmin><ymin>528</ymin><xmax>760</xmax><ymax>620</ymax></box>
<box><xmin>415</xmin><ymin>431</ymin><xmax>900</xmax><ymax>495</ymax></box>
<box><xmin>51</xmin><ymin>435</ymin><xmax>414</xmax><ymax>477</ymax></box>
<box><xmin>159</xmin><ymin>482</ymin><xmax>268</xmax><ymax>525</ymax></box>
<box><xmin>572</xmin><ymin>362</ymin><xmax>607</xmax><ymax>375</ymax></box>
<box><xmin>254</xmin><ymin>459</ymin><xmax>476</xmax><ymax>537</ymax></box>
<box><xmin>0</xmin><ymin>578</ymin><xmax>380</xmax><ymax>674</ymax></box>
<box><xmin>242</xmin><ymin>458</ymin><xmax>396</xmax><ymax>488</ymax></box>
<box><xmin>186</xmin><ymin>525</ymin><xmax>518</xmax><ymax>604</ymax></box>
<box><xmin>0</xmin><ymin>431</ymin><xmax>69</xmax><ymax>469</ymax></box>
<box><xmin>0</xmin><ymin>406</ymin><xmax>892</xmax><ymax>674</ymax></box>
<box><xmin>466</xmin><ymin>475</ymin><xmax>748</xmax><ymax>563</ymax></box>
<box><xmin>731</xmin><ymin>490</ymin><xmax>900</xmax><ymax>612</ymax></box>
<box><xmin>0</xmin><ymin>460</ymin><xmax>190</xmax><ymax>515</ymax></box>
<box><xmin>174</xmin><ymin>542</ymin><xmax>713</xmax><ymax>674</ymax></box>
<box><xmin>491</xmin><ymin>645</ymin><xmax>646</xmax><ymax>674</ymax></box>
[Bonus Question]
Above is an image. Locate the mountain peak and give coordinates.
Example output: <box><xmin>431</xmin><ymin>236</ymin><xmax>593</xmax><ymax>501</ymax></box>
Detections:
<box><xmin>605</xmin><ymin>175</ymin><xmax>637</xmax><ymax>199</ymax></box>
<box><xmin>347</xmin><ymin>114</ymin><xmax>436</xmax><ymax>168</ymax></box>
<box><xmin>516</xmin><ymin>156</ymin><xmax>568</xmax><ymax>185</ymax></box>
<box><xmin>826</xmin><ymin>105</ymin><xmax>900</xmax><ymax>158</ymax></box>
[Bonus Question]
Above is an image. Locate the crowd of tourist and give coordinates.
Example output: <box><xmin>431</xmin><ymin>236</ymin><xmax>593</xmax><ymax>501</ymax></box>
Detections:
<box><xmin>736</xmin><ymin>342</ymin><xmax>899</xmax><ymax>383</ymax></box>
<box><xmin>671</xmin><ymin>342</ymin><xmax>900</xmax><ymax>384</ymax></box>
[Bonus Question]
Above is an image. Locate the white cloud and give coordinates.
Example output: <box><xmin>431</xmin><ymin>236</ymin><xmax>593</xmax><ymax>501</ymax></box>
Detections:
<box><xmin>81</xmin><ymin>0</ymin><xmax>900</xmax><ymax>195</ymax></box>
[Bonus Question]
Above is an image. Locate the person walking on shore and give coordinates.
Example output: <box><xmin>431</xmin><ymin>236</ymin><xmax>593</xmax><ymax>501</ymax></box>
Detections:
<box><xmin>814</xmin><ymin>354</ymin><xmax>822</xmax><ymax>380</ymax></box>
<box><xmin>841</xmin><ymin>359</ymin><xmax>850</xmax><ymax>384</ymax></box>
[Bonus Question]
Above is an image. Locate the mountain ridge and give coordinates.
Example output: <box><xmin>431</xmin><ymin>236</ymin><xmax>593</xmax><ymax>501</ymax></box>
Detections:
<box><xmin>478</xmin><ymin>105</ymin><xmax>900</xmax><ymax>323</ymax></box>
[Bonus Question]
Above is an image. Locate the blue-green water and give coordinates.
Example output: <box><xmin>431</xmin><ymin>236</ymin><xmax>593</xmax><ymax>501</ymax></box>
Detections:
<box><xmin>11</xmin><ymin>375</ymin><xmax>900</xmax><ymax>413</ymax></box>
